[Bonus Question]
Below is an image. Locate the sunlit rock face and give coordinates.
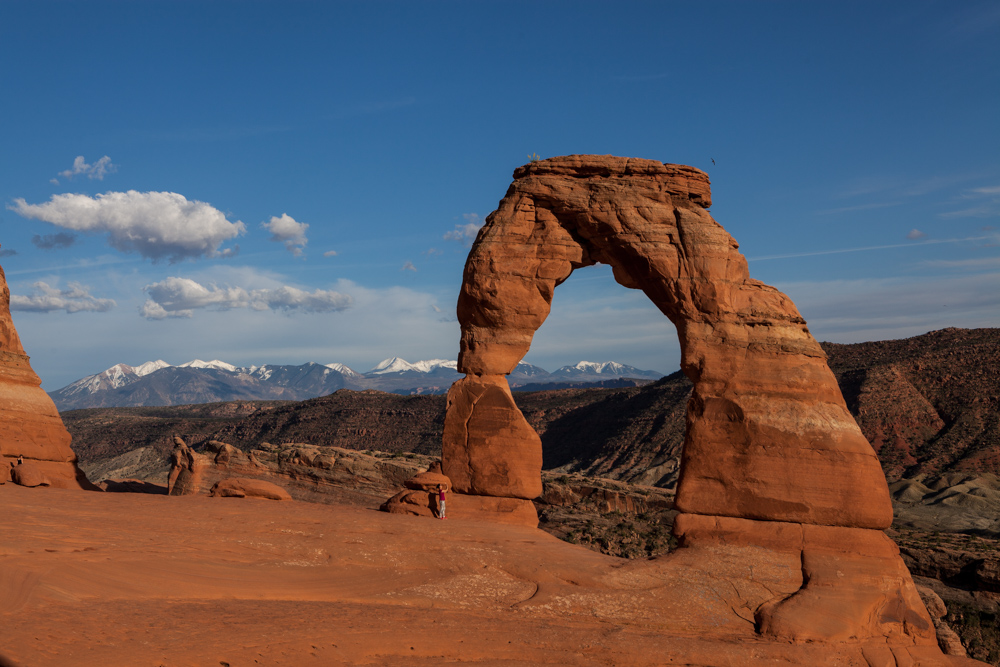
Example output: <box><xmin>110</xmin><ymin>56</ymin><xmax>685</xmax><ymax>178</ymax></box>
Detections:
<box><xmin>448</xmin><ymin>154</ymin><xmax>891</xmax><ymax>530</ymax></box>
<box><xmin>0</xmin><ymin>259</ymin><xmax>94</xmax><ymax>489</ymax></box>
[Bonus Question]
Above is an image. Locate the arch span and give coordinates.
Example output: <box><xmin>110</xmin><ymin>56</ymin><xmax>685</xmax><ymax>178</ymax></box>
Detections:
<box><xmin>443</xmin><ymin>154</ymin><xmax>891</xmax><ymax>530</ymax></box>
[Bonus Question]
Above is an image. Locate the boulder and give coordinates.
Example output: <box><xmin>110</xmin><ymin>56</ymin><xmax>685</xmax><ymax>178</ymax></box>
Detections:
<box><xmin>209</xmin><ymin>478</ymin><xmax>292</xmax><ymax>501</ymax></box>
<box><xmin>404</xmin><ymin>470</ymin><xmax>451</xmax><ymax>493</ymax></box>
<box><xmin>11</xmin><ymin>461</ymin><xmax>48</xmax><ymax>487</ymax></box>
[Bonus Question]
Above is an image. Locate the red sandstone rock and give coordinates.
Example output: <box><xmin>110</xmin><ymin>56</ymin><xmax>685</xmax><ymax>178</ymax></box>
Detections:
<box><xmin>209</xmin><ymin>477</ymin><xmax>292</xmax><ymax>501</ymax></box>
<box><xmin>403</xmin><ymin>470</ymin><xmax>451</xmax><ymax>492</ymax></box>
<box><xmin>380</xmin><ymin>489</ymin><xmax>537</xmax><ymax>526</ymax></box>
<box><xmin>442</xmin><ymin>375</ymin><xmax>542</xmax><ymax>500</ymax></box>
<box><xmin>11</xmin><ymin>461</ymin><xmax>48</xmax><ymax>487</ymax></box>
<box><xmin>168</xmin><ymin>438</ymin><xmax>429</xmax><ymax>507</ymax></box>
<box><xmin>448</xmin><ymin>154</ymin><xmax>891</xmax><ymax>529</ymax></box>
<box><xmin>673</xmin><ymin>513</ymin><xmax>936</xmax><ymax>643</ymax></box>
<box><xmin>0</xmin><ymin>260</ymin><xmax>94</xmax><ymax>490</ymax></box>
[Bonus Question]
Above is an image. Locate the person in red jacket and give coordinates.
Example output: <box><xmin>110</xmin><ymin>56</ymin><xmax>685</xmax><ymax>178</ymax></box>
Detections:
<box><xmin>437</xmin><ymin>484</ymin><xmax>447</xmax><ymax>520</ymax></box>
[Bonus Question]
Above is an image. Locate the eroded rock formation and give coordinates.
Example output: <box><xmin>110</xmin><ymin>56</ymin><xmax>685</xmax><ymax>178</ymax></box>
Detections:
<box><xmin>382</xmin><ymin>155</ymin><xmax>971</xmax><ymax>661</ymax></box>
<box><xmin>0</xmin><ymin>258</ymin><xmax>94</xmax><ymax>489</ymax></box>
<box><xmin>445</xmin><ymin>154</ymin><xmax>890</xmax><ymax>529</ymax></box>
<box><xmin>167</xmin><ymin>437</ymin><xmax>431</xmax><ymax>507</ymax></box>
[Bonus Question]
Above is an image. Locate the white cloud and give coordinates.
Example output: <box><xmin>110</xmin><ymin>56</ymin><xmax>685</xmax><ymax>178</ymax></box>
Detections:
<box><xmin>401</xmin><ymin>261</ymin><xmax>417</xmax><ymax>272</ymax></box>
<box><xmin>323</xmin><ymin>250</ymin><xmax>338</xmax><ymax>257</ymax></box>
<box><xmin>9</xmin><ymin>281</ymin><xmax>115</xmax><ymax>313</ymax></box>
<box><xmin>444</xmin><ymin>212</ymin><xmax>484</xmax><ymax>246</ymax></box>
<box><xmin>56</xmin><ymin>155</ymin><xmax>117</xmax><ymax>181</ymax></box>
<box><xmin>9</xmin><ymin>191</ymin><xmax>245</xmax><ymax>262</ymax></box>
<box><xmin>262</xmin><ymin>213</ymin><xmax>308</xmax><ymax>256</ymax></box>
<box><xmin>140</xmin><ymin>276</ymin><xmax>352</xmax><ymax>319</ymax></box>
<box><xmin>906</xmin><ymin>229</ymin><xmax>927</xmax><ymax>240</ymax></box>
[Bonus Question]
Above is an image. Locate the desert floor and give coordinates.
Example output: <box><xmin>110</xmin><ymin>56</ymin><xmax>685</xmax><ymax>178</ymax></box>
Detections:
<box><xmin>0</xmin><ymin>485</ymin><xmax>973</xmax><ymax>667</ymax></box>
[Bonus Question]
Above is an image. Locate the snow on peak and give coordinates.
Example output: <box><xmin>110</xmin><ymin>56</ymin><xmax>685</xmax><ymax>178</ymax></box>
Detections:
<box><xmin>179</xmin><ymin>359</ymin><xmax>238</xmax><ymax>372</ymax></box>
<box><xmin>571</xmin><ymin>361</ymin><xmax>625</xmax><ymax>374</ymax></box>
<box><xmin>368</xmin><ymin>357</ymin><xmax>415</xmax><ymax>374</ymax></box>
<box><xmin>367</xmin><ymin>357</ymin><xmax>457</xmax><ymax>374</ymax></box>
<box><xmin>411</xmin><ymin>359</ymin><xmax>457</xmax><ymax>373</ymax></box>
<box><xmin>133</xmin><ymin>360</ymin><xmax>171</xmax><ymax>377</ymax></box>
<box><xmin>324</xmin><ymin>363</ymin><xmax>360</xmax><ymax>376</ymax></box>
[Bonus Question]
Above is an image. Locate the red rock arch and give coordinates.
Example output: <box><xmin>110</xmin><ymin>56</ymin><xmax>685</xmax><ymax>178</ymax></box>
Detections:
<box><xmin>443</xmin><ymin>154</ymin><xmax>892</xmax><ymax>530</ymax></box>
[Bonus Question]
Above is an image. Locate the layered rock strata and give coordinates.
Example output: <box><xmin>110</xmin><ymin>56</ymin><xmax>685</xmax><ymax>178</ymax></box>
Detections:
<box><xmin>390</xmin><ymin>155</ymin><xmax>962</xmax><ymax>658</ymax></box>
<box><xmin>167</xmin><ymin>437</ymin><xmax>429</xmax><ymax>507</ymax></box>
<box><xmin>0</xmin><ymin>258</ymin><xmax>93</xmax><ymax>489</ymax></box>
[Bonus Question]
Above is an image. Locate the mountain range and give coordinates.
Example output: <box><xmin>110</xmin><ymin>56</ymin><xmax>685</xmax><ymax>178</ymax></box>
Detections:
<box><xmin>63</xmin><ymin>327</ymin><xmax>1000</xmax><ymax>491</ymax></box>
<box><xmin>48</xmin><ymin>357</ymin><xmax>664</xmax><ymax>410</ymax></box>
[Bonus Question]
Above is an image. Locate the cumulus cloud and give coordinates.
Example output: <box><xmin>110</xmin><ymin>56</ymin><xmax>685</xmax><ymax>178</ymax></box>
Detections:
<box><xmin>9</xmin><ymin>281</ymin><xmax>115</xmax><ymax>313</ymax></box>
<box><xmin>323</xmin><ymin>250</ymin><xmax>338</xmax><ymax>257</ymax></box>
<box><xmin>31</xmin><ymin>232</ymin><xmax>77</xmax><ymax>250</ymax></box>
<box><xmin>8</xmin><ymin>191</ymin><xmax>245</xmax><ymax>262</ymax></box>
<box><xmin>444</xmin><ymin>212</ymin><xmax>484</xmax><ymax>246</ymax></box>
<box><xmin>401</xmin><ymin>261</ymin><xmax>417</xmax><ymax>272</ymax></box>
<box><xmin>56</xmin><ymin>155</ymin><xmax>117</xmax><ymax>182</ymax></box>
<box><xmin>262</xmin><ymin>213</ymin><xmax>308</xmax><ymax>256</ymax></box>
<box><xmin>907</xmin><ymin>229</ymin><xmax>927</xmax><ymax>240</ymax></box>
<box><xmin>140</xmin><ymin>276</ymin><xmax>352</xmax><ymax>319</ymax></box>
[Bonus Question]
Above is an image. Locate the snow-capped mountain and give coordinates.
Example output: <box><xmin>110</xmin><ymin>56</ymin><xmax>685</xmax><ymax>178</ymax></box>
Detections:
<box><xmin>48</xmin><ymin>357</ymin><xmax>664</xmax><ymax>410</ymax></box>
<box><xmin>550</xmin><ymin>361</ymin><xmax>663</xmax><ymax>380</ymax></box>
<box><xmin>367</xmin><ymin>357</ymin><xmax>458</xmax><ymax>376</ymax></box>
<box><xmin>178</xmin><ymin>359</ymin><xmax>238</xmax><ymax>372</ymax></box>
<box><xmin>324</xmin><ymin>363</ymin><xmax>361</xmax><ymax>376</ymax></box>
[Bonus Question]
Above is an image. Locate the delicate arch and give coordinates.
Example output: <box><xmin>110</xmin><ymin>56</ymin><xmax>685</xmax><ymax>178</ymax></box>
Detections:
<box><xmin>443</xmin><ymin>155</ymin><xmax>891</xmax><ymax>530</ymax></box>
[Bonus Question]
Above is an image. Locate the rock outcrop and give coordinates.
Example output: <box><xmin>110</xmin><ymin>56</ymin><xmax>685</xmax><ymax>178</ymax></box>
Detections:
<box><xmin>167</xmin><ymin>437</ymin><xmax>432</xmax><ymax>507</ymax></box>
<box><xmin>0</xmin><ymin>257</ymin><xmax>94</xmax><ymax>490</ymax></box>
<box><xmin>382</xmin><ymin>155</ymin><xmax>969</xmax><ymax>660</ymax></box>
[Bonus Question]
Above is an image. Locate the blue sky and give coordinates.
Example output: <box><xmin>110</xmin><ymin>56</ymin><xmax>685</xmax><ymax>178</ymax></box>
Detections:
<box><xmin>1</xmin><ymin>1</ymin><xmax>998</xmax><ymax>390</ymax></box>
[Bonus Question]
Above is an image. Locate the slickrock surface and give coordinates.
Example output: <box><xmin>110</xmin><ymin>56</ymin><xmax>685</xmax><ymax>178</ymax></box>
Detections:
<box><xmin>0</xmin><ymin>261</ymin><xmax>93</xmax><ymax>490</ymax></box>
<box><xmin>0</xmin><ymin>485</ymin><xmax>985</xmax><ymax>667</ymax></box>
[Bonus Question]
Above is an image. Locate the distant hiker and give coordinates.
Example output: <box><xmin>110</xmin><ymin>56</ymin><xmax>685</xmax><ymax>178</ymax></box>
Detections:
<box><xmin>16</xmin><ymin>455</ymin><xmax>23</xmax><ymax>465</ymax></box>
<box><xmin>438</xmin><ymin>484</ymin><xmax>447</xmax><ymax>520</ymax></box>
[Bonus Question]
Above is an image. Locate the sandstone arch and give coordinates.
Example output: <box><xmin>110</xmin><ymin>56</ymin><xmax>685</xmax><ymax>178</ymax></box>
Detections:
<box><xmin>419</xmin><ymin>156</ymin><xmax>954</xmax><ymax>650</ymax></box>
<box><xmin>443</xmin><ymin>154</ymin><xmax>892</xmax><ymax>530</ymax></box>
